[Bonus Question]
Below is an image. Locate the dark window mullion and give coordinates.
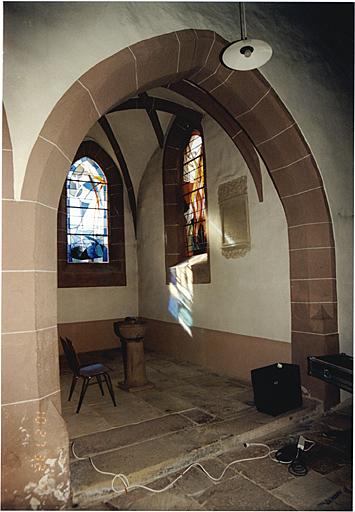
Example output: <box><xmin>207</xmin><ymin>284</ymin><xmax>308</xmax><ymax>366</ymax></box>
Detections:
<box><xmin>68</xmin><ymin>232</ymin><xmax>107</xmax><ymax>236</ymax></box>
<box><xmin>182</xmin><ymin>186</ymin><xmax>205</xmax><ymax>197</ymax></box>
<box><xmin>182</xmin><ymin>151</ymin><xmax>203</xmax><ymax>167</ymax></box>
<box><xmin>184</xmin><ymin>140</ymin><xmax>202</xmax><ymax>154</ymax></box>
<box><xmin>67</xmin><ymin>205</ymin><xmax>108</xmax><ymax>211</ymax></box>
<box><xmin>182</xmin><ymin>167</ymin><xmax>204</xmax><ymax>178</ymax></box>
<box><xmin>183</xmin><ymin>165</ymin><xmax>204</xmax><ymax>178</ymax></box>
<box><xmin>183</xmin><ymin>218</ymin><xmax>206</xmax><ymax>228</ymax></box>
<box><xmin>67</xmin><ymin>178</ymin><xmax>107</xmax><ymax>185</ymax></box>
<box><xmin>184</xmin><ymin>210</ymin><xmax>206</xmax><ymax>226</ymax></box>
<box><xmin>183</xmin><ymin>207</ymin><xmax>207</xmax><ymax>216</ymax></box>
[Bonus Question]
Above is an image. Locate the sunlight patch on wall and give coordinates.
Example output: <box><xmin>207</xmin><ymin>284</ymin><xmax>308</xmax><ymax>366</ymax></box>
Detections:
<box><xmin>209</xmin><ymin>219</ymin><xmax>235</xmax><ymax>246</ymax></box>
<box><xmin>168</xmin><ymin>254</ymin><xmax>207</xmax><ymax>337</ymax></box>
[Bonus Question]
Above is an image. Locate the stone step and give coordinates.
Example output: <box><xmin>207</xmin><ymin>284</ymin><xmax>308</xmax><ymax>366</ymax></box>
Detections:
<box><xmin>70</xmin><ymin>398</ymin><xmax>321</xmax><ymax>507</ymax></box>
<box><xmin>70</xmin><ymin>412</ymin><xmax>194</xmax><ymax>461</ymax></box>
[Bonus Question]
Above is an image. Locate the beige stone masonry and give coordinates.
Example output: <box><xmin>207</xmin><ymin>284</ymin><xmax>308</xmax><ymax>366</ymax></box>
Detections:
<box><xmin>2</xmin><ymin>327</ymin><xmax>60</xmax><ymax>405</ymax></box>
<box><xmin>3</xmin><ymin>200</ymin><xmax>57</xmax><ymax>271</ymax></box>
<box><xmin>2</xmin><ymin>397</ymin><xmax>70</xmax><ymax>510</ymax></box>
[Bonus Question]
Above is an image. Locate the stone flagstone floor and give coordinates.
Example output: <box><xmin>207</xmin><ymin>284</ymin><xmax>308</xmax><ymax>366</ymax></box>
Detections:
<box><xmin>84</xmin><ymin>409</ymin><xmax>352</xmax><ymax>511</ymax></box>
<box><xmin>59</xmin><ymin>349</ymin><xmax>352</xmax><ymax>510</ymax></box>
<box><xmin>60</xmin><ymin>348</ymin><xmax>255</xmax><ymax>439</ymax></box>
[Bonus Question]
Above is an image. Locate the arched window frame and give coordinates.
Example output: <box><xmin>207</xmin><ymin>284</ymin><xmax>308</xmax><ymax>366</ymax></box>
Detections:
<box><xmin>162</xmin><ymin>118</ymin><xmax>210</xmax><ymax>284</ymax></box>
<box><xmin>58</xmin><ymin>141</ymin><xmax>126</xmax><ymax>287</ymax></box>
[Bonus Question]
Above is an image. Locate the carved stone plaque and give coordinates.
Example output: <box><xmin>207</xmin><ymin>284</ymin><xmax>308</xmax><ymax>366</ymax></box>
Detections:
<box><xmin>218</xmin><ymin>176</ymin><xmax>250</xmax><ymax>259</ymax></box>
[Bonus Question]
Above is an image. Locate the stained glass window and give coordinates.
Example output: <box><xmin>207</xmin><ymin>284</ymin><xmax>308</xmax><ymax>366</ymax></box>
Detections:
<box><xmin>66</xmin><ymin>157</ymin><xmax>109</xmax><ymax>263</ymax></box>
<box><xmin>182</xmin><ymin>131</ymin><xmax>207</xmax><ymax>257</ymax></box>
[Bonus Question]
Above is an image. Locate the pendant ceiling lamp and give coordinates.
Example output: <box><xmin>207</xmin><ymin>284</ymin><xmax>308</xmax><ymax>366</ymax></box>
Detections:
<box><xmin>221</xmin><ymin>3</ymin><xmax>273</xmax><ymax>71</ymax></box>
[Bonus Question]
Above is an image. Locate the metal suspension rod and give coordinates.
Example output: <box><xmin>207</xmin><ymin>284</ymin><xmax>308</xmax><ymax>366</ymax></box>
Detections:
<box><xmin>239</xmin><ymin>2</ymin><xmax>248</xmax><ymax>40</ymax></box>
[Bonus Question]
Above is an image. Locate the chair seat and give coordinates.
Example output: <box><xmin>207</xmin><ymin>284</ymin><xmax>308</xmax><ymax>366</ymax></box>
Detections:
<box><xmin>60</xmin><ymin>336</ymin><xmax>117</xmax><ymax>413</ymax></box>
<box><xmin>79</xmin><ymin>363</ymin><xmax>110</xmax><ymax>376</ymax></box>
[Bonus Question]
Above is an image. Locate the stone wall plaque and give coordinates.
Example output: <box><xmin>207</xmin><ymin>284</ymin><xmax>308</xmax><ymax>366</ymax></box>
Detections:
<box><xmin>218</xmin><ymin>176</ymin><xmax>250</xmax><ymax>259</ymax></box>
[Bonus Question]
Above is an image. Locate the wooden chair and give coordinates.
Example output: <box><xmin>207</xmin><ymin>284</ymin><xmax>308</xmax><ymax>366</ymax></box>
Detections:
<box><xmin>60</xmin><ymin>337</ymin><xmax>117</xmax><ymax>413</ymax></box>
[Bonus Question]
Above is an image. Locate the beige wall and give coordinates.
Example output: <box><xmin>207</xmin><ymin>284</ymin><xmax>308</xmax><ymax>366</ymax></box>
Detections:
<box><xmin>4</xmin><ymin>2</ymin><xmax>352</xmax><ymax>354</ymax></box>
<box><xmin>56</xmin><ymin>111</ymin><xmax>171</xmax><ymax>336</ymax></box>
<box><xmin>138</xmin><ymin>116</ymin><xmax>291</xmax><ymax>342</ymax></box>
<box><xmin>57</xmin><ymin>128</ymin><xmax>139</xmax><ymax>337</ymax></box>
<box><xmin>57</xmin><ymin>191</ymin><xmax>138</xmax><ymax>326</ymax></box>
<box><xmin>58</xmin><ymin>285</ymin><xmax>137</xmax><ymax>324</ymax></box>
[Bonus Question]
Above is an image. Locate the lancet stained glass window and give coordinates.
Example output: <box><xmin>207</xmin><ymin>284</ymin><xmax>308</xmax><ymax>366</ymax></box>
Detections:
<box><xmin>182</xmin><ymin>131</ymin><xmax>207</xmax><ymax>257</ymax></box>
<box><xmin>66</xmin><ymin>157</ymin><xmax>109</xmax><ymax>263</ymax></box>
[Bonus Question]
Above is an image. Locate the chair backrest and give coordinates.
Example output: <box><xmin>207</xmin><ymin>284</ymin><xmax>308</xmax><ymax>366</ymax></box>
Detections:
<box><xmin>60</xmin><ymin>337</ymin><xmax>81</xmax><ymax>376</ymax></box>
<box><xmin>113</xmin><ymin>321</ymin><xmax>122</xmax><ymax>339</ymax></box>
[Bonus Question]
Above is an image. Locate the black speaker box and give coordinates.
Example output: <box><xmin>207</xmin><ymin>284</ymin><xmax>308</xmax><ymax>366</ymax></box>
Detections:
<box><xmin>251</xmin><ymin>363</ymin><xmax>302</xmax><ymax>416</ymax></box>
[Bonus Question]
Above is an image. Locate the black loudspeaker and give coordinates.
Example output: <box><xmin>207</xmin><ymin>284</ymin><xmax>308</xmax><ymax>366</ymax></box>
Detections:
<box><xmin>251</xmin><ymin>363</ymin><xmax>302</xmax><ymax>416</ymax></box>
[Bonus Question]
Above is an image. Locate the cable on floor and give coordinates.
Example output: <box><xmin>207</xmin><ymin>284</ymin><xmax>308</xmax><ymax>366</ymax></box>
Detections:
<box><xmin>273</xmin><ymin>436</ymin><xmax>315</xmax><ymax>477</ymax></box>
<box><xmin>71</xmin><ymin>437</ymin><xmax>315</xmax><ymax>496</ymax></box>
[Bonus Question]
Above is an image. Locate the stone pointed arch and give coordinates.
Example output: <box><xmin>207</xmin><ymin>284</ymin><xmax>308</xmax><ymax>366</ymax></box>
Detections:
<box><xmin>21</xmin><ymin>29</ymin><xmax>338</xmax><ymax>408</ymax></box>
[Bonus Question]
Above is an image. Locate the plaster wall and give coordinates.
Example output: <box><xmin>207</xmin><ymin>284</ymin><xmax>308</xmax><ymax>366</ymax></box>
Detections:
<box><xmin>58</xmin><ymin>121</ymin><xmax>142</xmax><ymax>326</ymax></box>
<box><xmin>4</xmin><ymin>2</ymin><xmax>353</xmax><ymax>351</ymax></box>
<box><xmin>138</xmin><ymin>116</ymin><xmax>291</xmax><ymax>342</ymax></box>
<box><xmin>57</xmin><ymin>131</ymin><xmax>139</xmax><ymax>326</ymax></box>
<box><xmin>105</xmin><ymin>110</ymin><xmax>172</xmax><ymax>195</ymax></box>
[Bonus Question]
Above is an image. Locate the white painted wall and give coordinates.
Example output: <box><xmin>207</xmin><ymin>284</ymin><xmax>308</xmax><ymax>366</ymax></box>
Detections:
<box><xmin>4</xmin><ymin>2</ymin><xmax>353</xmax><ymax>351</ymax></box>
<box><xmin>57</xmin><ymin>190</ymin><xmax>138</xmax><ymax>323</ymax></box>
<box><xmin>105</xmin><ymin>110</ymin><xmax>172</xmax><ymax>196</ymax></box>
<box><xmin>57</xmin><ymin>124</ymin><xmax>139</xmax><ymax>324</ymax></box>
<box><xmin>138</xmin><ymin>116</ymin><xmax>291</xmax><ymax>342</ymax></box>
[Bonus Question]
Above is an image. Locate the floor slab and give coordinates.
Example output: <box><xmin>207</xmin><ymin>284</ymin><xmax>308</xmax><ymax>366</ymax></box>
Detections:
<box><xmin>61</xmin><ymin>349</ymin><xmax>323</xmax><ymax>508</ymax></box>
<box><xmin>218</xmin><ymin>443</ymin><xmax>297</xmax><ymax>491</ymax></box>
<box><xmin>195</xmin><ymin>474</ymin><xmax>295</xmax><ymax>511</ymax></box>
<box><xmin>272</xmin><ymin>470</ymin><xmax>342</xmax><ymax>510</ymax></box>
<box><xmin>60</xmin><ymin>349</ymin><xmax>257</xmax><ymax>438</ymax></box>
<box><xmin>71</xmin><ymin>413</ymin><xmax>193</xmax><ymax>459</ymax></box>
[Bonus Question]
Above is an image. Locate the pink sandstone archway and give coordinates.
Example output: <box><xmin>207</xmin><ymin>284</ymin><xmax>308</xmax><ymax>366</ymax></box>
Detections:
<box><xmin>2</xmin><ymin>105</ymin><xmax>14</xmax><ymax>199</ymax></box>
<box><xmin>23</xmin><ymin>29</ymin><xmax>339</xmax><ymax>404</ymax></box>
<box><xmin>3</xmin><ymin>29</ymin><xmax>339</xmax><ymax>509</ymax></box>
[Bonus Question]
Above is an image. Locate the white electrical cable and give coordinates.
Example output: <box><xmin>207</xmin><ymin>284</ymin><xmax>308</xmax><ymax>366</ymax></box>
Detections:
<box><xmin>71</xmin><ymin>441</ymin><xmax>280</xmax><ymax>496</ymax></box>
<box><xmin>303</xmin><ymin>438</ymin><xmax>316</xmax><ymax>452</ymax></box>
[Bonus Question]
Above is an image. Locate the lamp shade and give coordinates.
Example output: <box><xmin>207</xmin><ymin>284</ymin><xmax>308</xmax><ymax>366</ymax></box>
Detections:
<box><xmin>221</xmin><ymin>38</ymin><xmax>273</xmax><ymax>71</ymax></box>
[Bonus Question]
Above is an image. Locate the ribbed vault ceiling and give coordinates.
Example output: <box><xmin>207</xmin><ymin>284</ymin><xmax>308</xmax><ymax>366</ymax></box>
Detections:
<box><xmin>86</xmin><ymin>87</ymin><xmax>206</xmax><ymax>197</ymax></box>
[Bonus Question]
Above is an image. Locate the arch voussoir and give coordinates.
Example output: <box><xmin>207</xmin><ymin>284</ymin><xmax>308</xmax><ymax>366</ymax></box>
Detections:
<box><xmin>269</xmin><ymin>155</ymin><xmax>322</xmax><ymax>198</ymax></box>
<box><xmin>237</xmin><ymin>90</ymin><xmax>294</xmax><ymax>146</ymax></box>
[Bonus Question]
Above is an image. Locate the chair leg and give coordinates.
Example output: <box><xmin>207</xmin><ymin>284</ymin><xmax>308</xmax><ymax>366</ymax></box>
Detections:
<box><xmin>96</xmin><ymin>375</ymin><xmax>105</xmax><ymax>396</ymax></box>
<box><xmin>68</xmin><ymin>375</ymin><xmax>78</xmax><ymax>401</ymax></box>
<box><xmin>76</xmin><ymin>377</ymin><xmax>90</xmax><ymax>414</ymax></box>
<box><xmin>104</xmin><ymin>373</ymin><xmax>117</xmax><ymax>407</ymax></box>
